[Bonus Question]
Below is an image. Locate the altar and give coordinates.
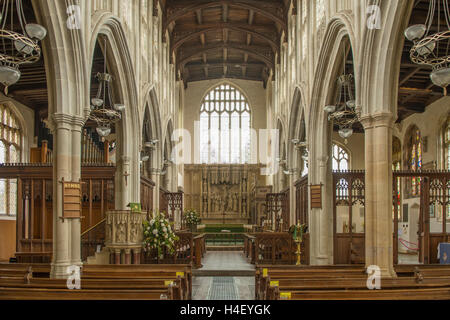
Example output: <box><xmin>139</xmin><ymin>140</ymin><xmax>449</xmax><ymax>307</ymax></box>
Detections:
<box><xmin>184</xmin><ymin>164</ymin><xmax>266</xmax><ymax>224</ymax></box>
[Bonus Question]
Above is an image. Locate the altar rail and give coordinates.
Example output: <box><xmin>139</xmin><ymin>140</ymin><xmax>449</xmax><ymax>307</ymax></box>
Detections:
<box><xmin>0</xmin><ymin>163</ymin><xmax>116</xmax><ymax>263</ymax></box>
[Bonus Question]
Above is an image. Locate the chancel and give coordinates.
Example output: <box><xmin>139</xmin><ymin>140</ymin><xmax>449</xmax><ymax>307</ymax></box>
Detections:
<box><xmin>0</xmin><ymin>0</ymin><xmax>449</xmax><ymax>302</ymax></box>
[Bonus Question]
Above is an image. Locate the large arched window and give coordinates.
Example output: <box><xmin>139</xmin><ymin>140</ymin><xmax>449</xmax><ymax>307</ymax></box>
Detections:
<box><xmin>200</xmin><ymin>84</ymin><xmax>251</xmax><ymax>164</ymax></box>
<box><xmin>0</xmin><ymin>104</ymin><xmax>21</xmax><ymax>217</ymax></box>
<box><xmin>332</xmin><ymin>143</ymin><xmax>349</xmax><ymax>171</ymax></box>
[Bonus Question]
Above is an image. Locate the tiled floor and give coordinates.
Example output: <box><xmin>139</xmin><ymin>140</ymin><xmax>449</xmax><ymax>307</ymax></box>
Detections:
<box><xmin>192</xmin><ymin>276</ymin><xmax>255</xmax><ymax>300</ymax></box>
<box><xmin>192</xmin><ymin>251</ymin><xmax>255</xmax><ymax>300</ymax></box>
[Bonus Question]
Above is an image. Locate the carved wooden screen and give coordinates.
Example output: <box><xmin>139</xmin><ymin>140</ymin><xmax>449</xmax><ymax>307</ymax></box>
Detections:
<box><xmin>295</xmin><ymin>176</ymin><xmax>308</xmax><ymax>226</ymax></box>
<box><xmin>0</xmin><ymin>164</ymin><xmax>115</xmax><ymax>262</ymax></box>
<box><xmin>333</xmin><ymin>171</ymin><xmax>365</xmax><ymax>265</ymax></box>
<box><xmin>265</xmin><ymin>191</ymin><xmax>289</xmax><ymax>232</ymax></box>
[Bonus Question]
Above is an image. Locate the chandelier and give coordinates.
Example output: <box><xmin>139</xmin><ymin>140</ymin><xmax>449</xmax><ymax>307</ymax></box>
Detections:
<box><xmin>89</xmin><ymin>38</ymin><xmax>125</xmax><ymax>137</ymax></box>
<box><xmin>405</xmin><ymin>0</ymin><xmax>450</xmax><ymax>94</ymax></box>
<box><xmin>0</xmin><ymin>0</ymin><xmax>47</xmax><ymax>94</ymax></box>
<box><xmin>324</xmin><ymin>73</ymin><xmax>358</xmax><ymax>142</ymax></box>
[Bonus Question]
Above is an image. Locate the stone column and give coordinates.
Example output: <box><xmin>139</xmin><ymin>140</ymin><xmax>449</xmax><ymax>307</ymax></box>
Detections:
<box><xmin>124</xmin><ymin>249</ymin><xmax>131</xmax><ymax>265</ymax></box>
<box><xmin>50</xmin><ymin>114</ymin><xmax>73</xmax><ymax>279</ymax></box>
<box><xmin>361</xmin><ymin>113</ymin><xmax>397</xmax><ymax>278</ymax></box>
<box><xmin>133</xmin><ymin>248</ymin><xmax>141</xmax><ymax>265</ymax></box>
<box><xmin>70</xmin><ymin>117</ymin><xmax>84</xmax><ymax>268</ymax></box>
<box><xmin>311</xmin><ymin>155</ymin><xmax>333</xmax><ymax>265</ymax></box>
<box><xmin>114</xmin><ymin>249</ymin><xmax>121</xmax><ymax>265</ymax></box>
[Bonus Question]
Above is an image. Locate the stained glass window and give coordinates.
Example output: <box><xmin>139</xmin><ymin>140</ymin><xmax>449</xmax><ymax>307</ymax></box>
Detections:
<box><xmin>409</xmin><ymin>128</ymin><xmax>422</xmax><ymax>197</ymax></box>
<box><xmin>199</xmin><ymin>84</ymin><xmax>251</xmax><ymax>164</ymax></box>
<box><xmin>332</xmin><ymin>144</ymin><xmax>349</xmax><ymax>171</ymax></box>
<box><xmin>0</xmin><ymin>104</ymin><xmax>21</xmax><ymax>216</ymax></box>
<box><xmin>393</xmin><ymin>137</ymin><xmax>402</xmax><ymax>220</ymax></box>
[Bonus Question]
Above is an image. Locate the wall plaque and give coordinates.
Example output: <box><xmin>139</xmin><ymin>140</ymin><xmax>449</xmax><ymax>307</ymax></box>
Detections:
<box><xmin>61</xmin><ymin>180</ymin><xmax>82</xmax><ymax>219</ymax></box>
<box><xmin>310</xmin><ymin>185</ymin><xmax>323</xmax><ymax>209</ymax></box>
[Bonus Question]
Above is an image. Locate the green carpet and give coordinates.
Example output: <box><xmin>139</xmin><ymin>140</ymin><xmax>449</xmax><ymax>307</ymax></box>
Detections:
<box><xmin>202</xmin><ymin>224</ymin><xmax>245</xmax><ymax>233</ymax></box>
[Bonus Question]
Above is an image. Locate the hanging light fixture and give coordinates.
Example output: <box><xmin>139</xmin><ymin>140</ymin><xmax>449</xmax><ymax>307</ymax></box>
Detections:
<box><xmin>324</xmin><ymin>74</ymin><xmax>358</xmax><ymax>142</ymax></box>
<box><xmin>89</xmin><ymin>38</ymin><xmax>124</xmax><ymax>137</ymax></box>
<box><xmin>0</xmin><ymin>0</ymin><xmax>46</xmax><ymax>94</ymax></box>
<box><xmin>324</xmin><ymin>40</ymin><xmax>358</xmax><ymax>143</ymax></box>
<box><xmin>405</xmin><ymin>0</ymin><xmax>450</xmax><ymax>94</ymax></box>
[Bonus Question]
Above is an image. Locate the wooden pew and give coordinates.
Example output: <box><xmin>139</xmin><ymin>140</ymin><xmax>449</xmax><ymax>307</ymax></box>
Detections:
<box><xmin>82</xmin><ymin>264</ymin><xmax>192</xmax><ymax>300</ymax></box>
<box><xmin>257</xmin><ymin>265</ymin><xmax>450</xmax><ymax>300</ymax></box>
<box><xmin>273</xmin><ymin>287</ymin><xmax>450</xmax><ymax>300</ymax></box>
<box><xmin>0</xmin><ymin>287</ymin><xmax>173</xmax><ymax>300</ymax></box>
<box><xmin>0</xmin><ymin>263</ymin><xmax>188</xmax><ymax>300</ymax></box>
<box><xmin>0</xmin><ymin>277</ymin><xmax>182</xmax><ymax>300</ymax></box>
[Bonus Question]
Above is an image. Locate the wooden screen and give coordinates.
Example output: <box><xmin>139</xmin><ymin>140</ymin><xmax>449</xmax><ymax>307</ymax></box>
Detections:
<box><xmin>333</xmin><ymin>171</ymin><xmax>365</xmax><ymax>265</ymax></box>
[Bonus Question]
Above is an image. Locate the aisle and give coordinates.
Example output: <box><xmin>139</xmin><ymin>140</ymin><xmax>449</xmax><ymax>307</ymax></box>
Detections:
<box><xmin>192</xmin><ymin>251</ymin><xmax>255</xmax><ymax>300</ymax></box>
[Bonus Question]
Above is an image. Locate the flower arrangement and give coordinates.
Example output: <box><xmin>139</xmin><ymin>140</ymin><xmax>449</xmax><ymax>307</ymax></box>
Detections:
<box><xmin>143</xmin><ymin>211</ymin><xmax>179</xmax><ymax>257</ymax></box>
<box><xmin>183</xmin><ymin>209</ymin><xmax>201</xmax><ymax>226</ymax></box>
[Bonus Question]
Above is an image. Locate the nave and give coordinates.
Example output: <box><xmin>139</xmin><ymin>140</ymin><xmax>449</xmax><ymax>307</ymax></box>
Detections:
<box><xmin>0</xmin><ymin>0</ymin><xmax>449</xmax><ymax>302</ymax></box>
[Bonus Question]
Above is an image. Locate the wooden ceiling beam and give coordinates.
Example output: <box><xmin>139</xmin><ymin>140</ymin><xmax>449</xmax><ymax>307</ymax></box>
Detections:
<box><xmin>165</xmin><ymin>0</ymin><xmax>286</xmax><ymax>33</ymax></box>
<box><xmin>187</xmin><ymin>62</ymin><xmax>266</xmax><ymax>69</ymax></box>
<box><xmin>171</xmin><ymin>22</ymin><xmax>278</xmax><ymax>53</ymax></box>
<box><xmin>178</xmin><ymin>43</ymin><xmax>274</xmax><ymax>70</ymax></box>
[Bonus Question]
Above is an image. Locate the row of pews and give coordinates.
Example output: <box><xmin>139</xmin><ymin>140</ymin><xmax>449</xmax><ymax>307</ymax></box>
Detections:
<box><xmin>256</xmin><ymin>265</ymin><xmax>450</xmax><ymax>300</ymax></box>
<box><xmin>0</xmin><ymin>263</ymin><xmax>192</xmax><ymax>300</ymax></box>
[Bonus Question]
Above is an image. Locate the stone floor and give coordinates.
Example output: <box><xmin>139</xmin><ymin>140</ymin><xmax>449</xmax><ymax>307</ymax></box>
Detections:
<box><xmin>201</xmin><ymin>251</ymin><xmax>255</xmax><ymax>271</ymax></box>
<box><xmin>192</xmin><ymin>251</ymin><xmax>255</xmax><ymax>300</ymax></box>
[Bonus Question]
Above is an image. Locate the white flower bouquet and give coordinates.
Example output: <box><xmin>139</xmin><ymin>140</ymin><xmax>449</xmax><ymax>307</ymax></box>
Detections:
<box><xmin>143</xmin><ymin>211</ymin><xmax>179</xmax><ymax>257</ymax></box>
<box><xmin>183</xmin><ymin>209</ymin><xmax>201</xmax><ymax>226</ymax></box>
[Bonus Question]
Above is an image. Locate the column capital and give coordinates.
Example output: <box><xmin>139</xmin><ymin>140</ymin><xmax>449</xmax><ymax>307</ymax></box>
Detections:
<box><xmin>359</xmin><ymin>112</ymin><xmax>395</xmax><ymax>130</ymax></box>
<box><xmin>50</xmin><ymin>113</ymin><xmax>86</xmax><ymax>130</ymax></box>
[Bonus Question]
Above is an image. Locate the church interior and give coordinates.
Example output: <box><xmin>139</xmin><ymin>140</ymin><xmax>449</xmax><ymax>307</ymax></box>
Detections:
<box><xmin>0</xmin><ymin>0</ymin><xmax>449</xmax><ymax>301</ymax></box>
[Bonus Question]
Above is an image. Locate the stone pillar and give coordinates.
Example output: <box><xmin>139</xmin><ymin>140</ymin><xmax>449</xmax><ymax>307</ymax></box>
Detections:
<box><xmin>133</xmin><ymin>248</ymin><xmax>141</xmax><ymax>265</ymax></box>
<box><xmin>70</xmin><ymin>118</ymin><xmax>84</xmax><ymax>268</ymax></box>
<box><xmin>361</xmin><ymin>113</ymin><xmax>397</xmax><ymax>278</ymax></box>
<box><xmin>114</xmin><ymin>249</ymin><xmax>121</xmax><ymax>265</ymax></box>
<box><xmin>124</xmin><ymin>249</ymin><xmax>131</xmax><ymax>265</ymax></box>
<box><xmin>50</xmin><ymin>114</ymin><xmax>83</xmax><ymax>279</ymax></box>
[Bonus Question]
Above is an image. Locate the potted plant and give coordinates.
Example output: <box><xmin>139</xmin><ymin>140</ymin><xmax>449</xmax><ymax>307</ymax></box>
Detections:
<box><xmin>143</xmin><ymin>211</ymin><xmax>179</xmax><ymax>262</ymax></box>
<box><xmin>183</xmin><ymin>209</ymin><xmax>201</xmax><ymax>232</ymax></box>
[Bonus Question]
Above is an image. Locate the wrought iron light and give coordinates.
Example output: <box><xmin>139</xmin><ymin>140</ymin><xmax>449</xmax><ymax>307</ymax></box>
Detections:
<box><xmin>405</xmin><ymin>0</ymin><xmax>450</xmax><ymax>94</ymax></box>
<box><xmin>0</xmin><ymin>0</ymin><xmax>47</xmax><ymax>94</ymax></box>
<box><xmin>324</xmin><ymin>73</ymin><xmax>358</xmax><ymax>141</ymax></box>
<box><xmin>89</xmin><ymin>38</ymin><xmax>124</xmax><ymax>137</ymax></box>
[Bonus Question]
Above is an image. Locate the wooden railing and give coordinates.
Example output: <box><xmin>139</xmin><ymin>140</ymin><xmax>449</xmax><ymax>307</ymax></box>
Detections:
<box><xmin>142</xmin><ymin>232</ymin><xmax>205</xmax><ymax>268</ymax></box>
<box><xmin>249</xmin><ymin>232</ymin><xmax>309</xmax><ymax>265</ymax></box>
<box><xmin>81</xmin><ymin>219</ymin><xmax>106</xmax><ymax>262</ymax></box>
<box><xmin>0</xmin><ymin>163</ymin><xmax>115</xmax><ymax>262</ymax></box>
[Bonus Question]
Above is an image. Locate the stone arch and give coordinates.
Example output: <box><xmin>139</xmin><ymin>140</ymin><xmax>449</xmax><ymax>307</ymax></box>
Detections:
<box><xmin>307</xmin><ymin>14</ymin><xmax>358</xmax><ymax>265</ymax></box>
<box><xmin>161</xmin><ymin>118</ymin><xmax>175</xmax><ymax>191</ymax></box>
<box><xmin>89</xmin><ymin>14</ymin><xmax>140</xmax><ymax>206</ymax></box>
<box><xmin>32</xmin><ymin>0</ymin><xmax>88</xmax><ymax>117</ymax></box>
<box><xmin>358</xmin><ymin>1</ymin><xmax>414</xmax><ymax>116</ymax></box>
<box><xmin>287</xmin><ymin>86</ymin><xmax>307</xmax><ymax>171</ymax></box>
